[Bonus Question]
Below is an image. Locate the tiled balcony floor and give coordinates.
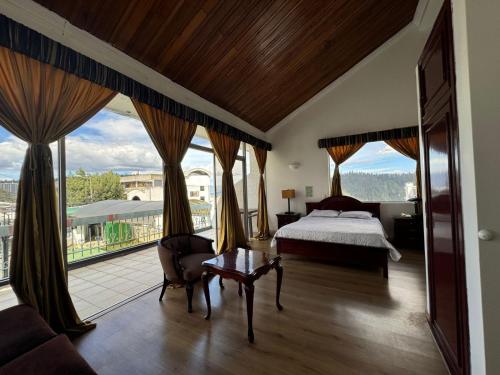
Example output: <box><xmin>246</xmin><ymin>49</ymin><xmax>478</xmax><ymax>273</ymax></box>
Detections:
<box><xmin>0</xmin><ymin>228</ymin><xmax>217</xmax><ymax>318</ymax></box>
<box><xmin>0</xmin><ymin>245</ymin><xmax>162</xmax><ymax>318</ymax></box>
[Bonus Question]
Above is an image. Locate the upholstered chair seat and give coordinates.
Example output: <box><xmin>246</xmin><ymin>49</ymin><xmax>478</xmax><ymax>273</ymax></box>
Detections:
<box><xmin>179</xmin><ymin>253</ymin><xmax>216</xmax><ymax>281</ymax></box>
<box><xmin>157</xmin><ymin>234</ymin><xmax>217</xmax><ymax>312</ymax></box>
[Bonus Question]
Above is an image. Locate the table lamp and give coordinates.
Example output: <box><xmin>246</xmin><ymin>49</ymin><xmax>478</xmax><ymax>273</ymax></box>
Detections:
<box><xmin>281</xmin><ymin>189</ymin><xmax>295</xmax><ymax>214</ymax></box>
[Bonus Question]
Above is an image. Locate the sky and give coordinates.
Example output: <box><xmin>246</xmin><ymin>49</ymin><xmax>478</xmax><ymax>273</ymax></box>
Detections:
<box><xmin>332</xmin><ymin>142</ymin><xmax>416</xmax><ymax>175</ymax></box>
<box><xmin>0</xmin><ymin>109</ymin><xmax>415</xmax><ymax>180</ymax></box>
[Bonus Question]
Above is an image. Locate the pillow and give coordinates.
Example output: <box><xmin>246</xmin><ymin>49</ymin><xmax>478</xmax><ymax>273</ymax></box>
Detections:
<box><xmin>308</xmin><ymin>209</ymin><xmax>340</xmax><ymax>218</ymax></box>
<box><xmin>338</xmin><ymin>210</ymin><xmax>373</xmax><ymax>219</ymax></box>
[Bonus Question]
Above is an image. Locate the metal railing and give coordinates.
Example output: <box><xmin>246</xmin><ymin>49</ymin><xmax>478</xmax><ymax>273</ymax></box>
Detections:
<box><xmin>66</xmin><ymin>214</ymin><xmax>164</xmax><ymax>263</ymax></box>
<box><xmin>1</xmin><ymin>209</ymin><xmax>213</xmax><ymax>282</ymax></box>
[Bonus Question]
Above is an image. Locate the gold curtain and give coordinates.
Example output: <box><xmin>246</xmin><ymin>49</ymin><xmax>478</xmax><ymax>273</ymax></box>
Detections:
<box><xmin>207</xmin><ymin>130</ymin><xmax>246</xmax><ymax>253</ymax></box>
<box><xmin>0</xmin><ymin>46</ymin><xmax>116</xmax><ymax>334</ymax></box>
<box><xmin>327</xmin><ymin>143</ymin><xmax>364</xmax><ymax>196</ymax></box>
<box><xmin>252</xmin><ymin>146</ymin><xmax>270</xmax><ymax>240</ymax></box>
<box><xmin>385</xmin><ymin>137</ymin><xmax>421</xmax><ymax>198</ymax></box>
<box><xmin>132</xmin><ymin>100</ymin><xmax>196</xmax><ymax>236</ymax></box>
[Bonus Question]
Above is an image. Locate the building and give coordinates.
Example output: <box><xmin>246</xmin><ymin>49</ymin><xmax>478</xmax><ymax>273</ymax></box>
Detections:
<box><xmin>185</xmin><ymin>168</ymin><xmax>210</xmax><ymax>202</ymax></box>
<box><xmin>120</xmin><ymin>169</ymin><xmax>211</xmax><ymax>202</ymax></box>
<box><xmin>120</xmin><ymin>173</ymin><xmax>163</xmax><ymax>201</ymax></box>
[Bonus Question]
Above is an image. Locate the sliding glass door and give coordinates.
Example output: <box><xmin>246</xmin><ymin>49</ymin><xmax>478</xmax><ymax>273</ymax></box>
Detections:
<box><xmin>0</xmin><ymin>96</ymin><xmax>252</xmax><ymax>318</ymax></box>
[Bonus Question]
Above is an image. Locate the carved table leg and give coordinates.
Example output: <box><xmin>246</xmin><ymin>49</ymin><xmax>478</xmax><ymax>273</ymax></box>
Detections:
<box><xmin>219</xmin><ymin>275</ymin><xmax>224</xmax><ymax>289</ymax></box>
<box><xmin>276</xmin><ymin>262</ymin><xmax>283</xmax><ymax>311</ymax></box>
<box><xmin>202</xmin><ymin>271</ymin><xmax>211</xmax><ymax>320</ymax></box>
<box><xmin>238</xmin><ymin>282</ymin><xmax>242</xmax><ymax>297</ymax></box>
<box><xmin>244</xmin><ymin>283</ymin><xmax>255</xmax><ymax>343</ymax></box>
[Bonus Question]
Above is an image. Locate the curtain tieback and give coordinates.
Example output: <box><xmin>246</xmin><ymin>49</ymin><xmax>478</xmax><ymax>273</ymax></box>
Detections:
<box><xmin>28</xmin><ymin>143</ymin><xmax>52</xmax><ymax>171</ymax></box>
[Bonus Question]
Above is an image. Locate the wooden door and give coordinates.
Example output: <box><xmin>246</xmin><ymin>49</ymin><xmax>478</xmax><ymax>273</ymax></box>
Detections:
<box><xmin>417</xmin><ymin>2</ymin><xmax>469</xmax><ymax>374</ymax></box>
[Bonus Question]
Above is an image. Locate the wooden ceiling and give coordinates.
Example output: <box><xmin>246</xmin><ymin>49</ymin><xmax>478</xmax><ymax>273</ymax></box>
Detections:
<box><xmin>34</xmin><ymin>0</ymin><xmax>418</xmax><ymax>131</ymax></box>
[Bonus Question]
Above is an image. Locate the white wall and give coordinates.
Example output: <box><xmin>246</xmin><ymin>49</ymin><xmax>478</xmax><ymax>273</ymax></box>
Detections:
<box><xmin>451</xmin><ymin>0</ymin><xmax>500</xmax><ymax>373</ymax></box>
<box><xmin>266</xmin><ymin>26</ymin><xmax>428</xmax><ymax>232</ymax></box>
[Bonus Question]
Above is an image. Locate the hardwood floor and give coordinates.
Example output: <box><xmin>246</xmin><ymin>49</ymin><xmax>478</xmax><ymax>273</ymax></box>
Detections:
<box><xmin>73</xmin><ymin>241</ymin><xmax>447</xmax><ymax>375</ymax></box>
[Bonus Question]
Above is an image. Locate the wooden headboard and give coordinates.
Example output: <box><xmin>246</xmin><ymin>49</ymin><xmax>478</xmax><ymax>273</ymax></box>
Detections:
<box><xmin>305</xmin><ymin>196</ymin><xmax>381</xmax><ymax>218</ymax></box>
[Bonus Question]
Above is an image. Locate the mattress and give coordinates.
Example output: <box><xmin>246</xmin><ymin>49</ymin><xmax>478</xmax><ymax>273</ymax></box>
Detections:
<box><xmin>271</xmin><ymin>216</ymin><xmax>401</xmax><ymax>261</ymax></box>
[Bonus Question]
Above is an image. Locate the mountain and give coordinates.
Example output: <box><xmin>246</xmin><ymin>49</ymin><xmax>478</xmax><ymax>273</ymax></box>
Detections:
<box><xmin>341</xmin><ymin>172</ymin><xmax>416</xmax><ymax>201</ymax></box>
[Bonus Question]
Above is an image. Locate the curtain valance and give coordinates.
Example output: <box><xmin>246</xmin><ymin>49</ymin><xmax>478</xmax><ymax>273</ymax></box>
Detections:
<box><xmin>0</xmin><ymin>14</ymin><xmax>272</xmax><ymax>151</ymax></box>
<box><xmin>318</xmin><ymin>126</ymin><xmax>418</xmax><ymax>148</ymax></box>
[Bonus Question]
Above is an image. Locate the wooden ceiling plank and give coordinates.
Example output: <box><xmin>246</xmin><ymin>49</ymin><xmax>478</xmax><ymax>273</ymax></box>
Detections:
<box><xmin>33</xmin><ymin>0</ymin><xmax>419</xmax><ymax>131</ymax></box>
<box><xmin>166</xmin><ymin>0</ymin><xmax>248</xmax><ymax>84</ymax></box>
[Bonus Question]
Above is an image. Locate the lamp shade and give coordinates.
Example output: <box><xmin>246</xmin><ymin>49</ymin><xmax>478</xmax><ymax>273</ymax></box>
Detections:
<box><xmin>281</xmin><ymin>189</ymin><xmax>295</xmax><ymax>199</ymax></box>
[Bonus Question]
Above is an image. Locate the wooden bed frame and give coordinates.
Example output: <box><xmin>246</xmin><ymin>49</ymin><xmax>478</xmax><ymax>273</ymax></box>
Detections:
<box><xmin>276</xmin><ymin>196</ymin><xmax>389</xmax><ymax>278</ymax></box>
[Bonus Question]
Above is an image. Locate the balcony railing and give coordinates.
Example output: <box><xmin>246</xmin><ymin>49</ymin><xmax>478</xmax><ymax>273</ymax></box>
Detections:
<box><xmin>0</xmin><ymin>200</ymin><xmax>214</xmax><ymax>282</ymax></box>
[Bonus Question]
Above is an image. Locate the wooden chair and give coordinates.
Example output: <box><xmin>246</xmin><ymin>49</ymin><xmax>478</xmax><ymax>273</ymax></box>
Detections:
<box><xmin>157</xmin><ymin>234</ymin><xmax>217</xmax><ymax>313</ymax></box>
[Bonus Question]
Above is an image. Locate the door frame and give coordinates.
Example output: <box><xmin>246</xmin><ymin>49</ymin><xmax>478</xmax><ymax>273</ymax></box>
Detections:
<box><xmin>418</xmin><ymin>1</ymin><xmax>470</xmax><ymax>374</ymax></box>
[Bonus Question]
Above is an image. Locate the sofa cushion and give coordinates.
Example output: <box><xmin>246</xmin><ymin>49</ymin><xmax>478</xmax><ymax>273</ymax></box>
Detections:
<box><xmin>0</xmin><ymin>334</ymin><xmax>96</xmax><ymax>375</ymax></box>
<box><xmin>179</xmin><ymin>253</ymin><xmax>216</xmax><ymax>281</ymax></box>
<box><xmin>0</xmin><ymin>304</ymin><xmax>56</xmax><ymax>366</ymax></box>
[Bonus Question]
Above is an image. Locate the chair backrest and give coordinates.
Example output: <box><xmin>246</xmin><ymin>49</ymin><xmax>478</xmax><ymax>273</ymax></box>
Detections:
<box><xmin>157</xmin><ymin>234</ymin><xmax>215</xmax><ymax>281</ymax></box>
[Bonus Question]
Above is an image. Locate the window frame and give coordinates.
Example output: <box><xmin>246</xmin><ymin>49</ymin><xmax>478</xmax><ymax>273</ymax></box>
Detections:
<box><xmin>0</xmin><ymin>120</ymin><xmax>251</xmax><ymax>286</ymax></box>
<box><xmin>326</xmin><ymin>144</ymin><xmax>417</xmax><ymax>203</ymax></box>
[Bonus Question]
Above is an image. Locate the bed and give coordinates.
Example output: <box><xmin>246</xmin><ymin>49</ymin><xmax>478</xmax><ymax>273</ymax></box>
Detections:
<box><xmin>272</xmin><ymin>196</ymin><xmax>401</xmax><ymax>278</ymax></box>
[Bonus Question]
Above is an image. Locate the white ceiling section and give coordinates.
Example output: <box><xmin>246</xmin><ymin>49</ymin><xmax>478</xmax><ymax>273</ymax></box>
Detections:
<box><xmin>0</xmin><ymin>0</ymin><xmax>266</xmax><ymax>141</ymax></box>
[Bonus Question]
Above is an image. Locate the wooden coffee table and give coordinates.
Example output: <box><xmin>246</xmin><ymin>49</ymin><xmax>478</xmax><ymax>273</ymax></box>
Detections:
<box><xmin>201</xmin><ymin>248</ymin><xmax>283</xmax><ymax>343</ymax></box>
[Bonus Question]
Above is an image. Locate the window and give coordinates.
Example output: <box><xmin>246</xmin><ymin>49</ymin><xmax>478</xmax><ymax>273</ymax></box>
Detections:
<box><xmin>0</xmin><ymin>92</ymin><xmax>254</xmax><ymax>317</ymax></box>
<box><xmin>64</xmin><ymin>107</ymin><xmax>165</xmax><ymax>318</ymax></box>
<box><xmin>329</xmin><ymin>141</ymin><xmax>417</xmax><ymax>202</ymax></box>
<box><xmin>0</xmin><ymin>127</ymin><xmax>57</xmax><ymax>280</ymax></box>
<box><xmin>0</xmin><ymin>126</ymin><xmax>56</xmax><ymax>309</ymax></box>
<box><xmin>246</xmin><ymin>144</ymin><xmax>261</xmax><ymax>237</ymax></box>
<box><xmin>0</xmin><ymin>126</ymin><xmax>24</xmax><ymax>288</ymax></box>
<box><xmin>182</xmin><ymin>128</ymin><xmax>216</xmax><ymax>241</ymax></box>
<box><xmin>215</xmin><ymin>143</ymin><xmax>247</xmax><ymax>238</ymax></box>
<box><xmin>65</xmin><ymin>109</ymin><xmax>164</xmax><ymax>263</ymax></box>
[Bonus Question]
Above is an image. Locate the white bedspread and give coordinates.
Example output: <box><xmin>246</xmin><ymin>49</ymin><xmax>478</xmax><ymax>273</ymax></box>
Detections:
<box><xmin>271</xmin><ymin>216</ymin><xmax>401</xmax><ymax>261</ymax></box>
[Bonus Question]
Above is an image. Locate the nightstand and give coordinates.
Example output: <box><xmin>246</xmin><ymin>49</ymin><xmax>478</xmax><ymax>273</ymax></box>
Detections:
<box><xmin>276</xmin><ymin>212</ymin><xmax>301</xmax><ymax>229</ymax></box>
<box><xmin>393</xmin><ymin>215</ymin><xmax>424</xmax><ymax>249</ymax></box>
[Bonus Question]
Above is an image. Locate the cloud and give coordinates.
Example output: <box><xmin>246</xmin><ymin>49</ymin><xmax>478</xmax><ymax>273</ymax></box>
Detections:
<box><xmin>82</xmin><ymin>113</ymin><xmax>152</xmax><ymax>144</ymax></box>
<box><xmin>0</xmin><ymin>109</ymin><xmax>241</xmax><ymax>179</ymax></box>
<box><xmin>378</xmin><ymin>145</ymin><xmax>398</xmax><ymax>155</ymax></box>
<box><xmin>0</xmin><ymin>136</ymin><xmax>27</xmax><ymax>179</ymax></box>
<box><xmin>65</xmin><ymin>136</ymin><xmax>162</xmax><ymax>173</ymax></box>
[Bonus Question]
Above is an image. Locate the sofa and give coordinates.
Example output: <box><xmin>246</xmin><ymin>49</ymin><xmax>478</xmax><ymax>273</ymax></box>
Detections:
<box><xmin>0</xmin><ymin>304</ymin><xmax>96</xmax><ymax>374</ymax></box>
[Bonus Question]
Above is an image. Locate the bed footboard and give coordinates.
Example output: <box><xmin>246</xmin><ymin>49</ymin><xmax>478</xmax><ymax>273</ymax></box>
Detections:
<box><xmin>276</xmin><ymin>237</ymin><xmax>389</xmax><ymax>278</ymax></box>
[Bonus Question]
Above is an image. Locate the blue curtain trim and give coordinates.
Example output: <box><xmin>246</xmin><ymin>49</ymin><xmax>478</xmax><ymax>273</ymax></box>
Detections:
<box><xmin>0</xmin><ymin>14</ymin><xmax>272</xmax><ymax>151</ymax></box>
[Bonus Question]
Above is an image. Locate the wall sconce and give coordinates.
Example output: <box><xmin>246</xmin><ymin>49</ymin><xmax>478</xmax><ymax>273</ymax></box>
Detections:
<box><xmin>288</xmin><ymin>162</ymin><xmax>300</xmax><ymax>170</ymax></box>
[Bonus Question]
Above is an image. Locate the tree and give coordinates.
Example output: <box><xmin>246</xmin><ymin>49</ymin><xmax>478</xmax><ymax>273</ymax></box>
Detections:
<box><xmin>92</xmin><ymin>171</ymin><xmax>126</xmax><ymax>202</ymax></box>
<box><xmin>66</xmin><ymin>169</ymin><xmax>125</xmax><ymax>207</ymax></box>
